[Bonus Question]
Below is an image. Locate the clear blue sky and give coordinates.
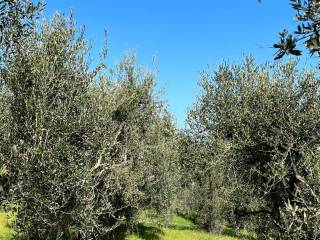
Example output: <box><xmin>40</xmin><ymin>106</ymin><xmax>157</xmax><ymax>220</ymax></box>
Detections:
<box><xmin>44</xmin><ymin>1</ymin><xmax>298</xmax><ymax>128</ymax></box>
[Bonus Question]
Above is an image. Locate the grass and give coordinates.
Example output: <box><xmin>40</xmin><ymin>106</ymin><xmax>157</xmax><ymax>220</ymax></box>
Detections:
<box><xmin>0</xmin><ymin>210</ymin><xmax>254</xmax><ymax>240</ymax></box>
<box><xmin>0</xmin><ymin>211</ymin><xmax>15</xmax><ymax>240</ymax></box>
<box><xmin>125</xmin><ymin>214</ymin><xmax>255</xmax><ymax>240</ymax></box>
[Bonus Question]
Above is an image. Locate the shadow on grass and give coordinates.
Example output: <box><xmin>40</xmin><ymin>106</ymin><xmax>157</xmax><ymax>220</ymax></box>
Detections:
<box><xmin>106</xmin><ymin>223</ymin><xmax>164</xmax><ymax>240</ymax></box>
<box><xmin>167</xmin><ymin>222</ymin><xmax>198</xmax><ymax>231</ymax></box>
<box><xmin>221</xmin><ymin>227</ymin><xmax>255</xmax><ymax>240</ymax></box>
<box><xmin>168</xmin><ymin>214</ymin><xmax>255</xmax><ymax>239</ymax></box>
<box><xmin>168</xmin><ymin>224</ymin><xmax>195</xmax><ymax>230</ymax></box>
<box><xmin>167</xmin><ymin>214</ymin><xmax>198</xmax><ymax>231</ymax></box>
<box><xmin>133</xmin><ymin>224</ymin><xmax>164</xmax><ymax>240</ymax></box>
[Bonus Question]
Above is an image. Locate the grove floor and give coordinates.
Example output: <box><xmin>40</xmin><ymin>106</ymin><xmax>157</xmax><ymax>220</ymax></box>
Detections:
<box><xmin>0</xmin><ymin>211</ymin><xmax>254</xmax><ymax>240</ymax></box>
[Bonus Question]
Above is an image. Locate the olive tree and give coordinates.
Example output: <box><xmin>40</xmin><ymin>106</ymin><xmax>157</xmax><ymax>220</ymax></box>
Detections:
<box><xmin>91</xmin><ymin>55</ymin><xmax>180</xmax><ymax>235</ymax></box>
<box><xmin>272</xmin><ymin>0</ymin><xmax>320</xmax><ymax>60</ymax></box>
<box><xmin>0</xmin><ymin>0</ymin><xmax>43</xmax><ymax>206</ymax></box>
<box><xmin>1</xmin><ymin>13</ymin><xmax>112</xmax><ymax>239</ymax></box>
<box><xmin>0</xmin><ymin>1</ymin><xmax>180</xmax><ymax>239</ymax></box>
<box><xmin>0</xmin><ymin>6</ymin><xmax>179</xmax><ymax>239</ymax></box>
<box><xmin>188</xmin><ymin>57</ymin><xmax>320</xmax><ymax>239</ymax></box>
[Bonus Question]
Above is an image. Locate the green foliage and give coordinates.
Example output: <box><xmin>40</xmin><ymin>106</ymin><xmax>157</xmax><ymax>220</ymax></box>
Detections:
<box><xmin>0</xmin><ymin>2</ymin><xmax>179</xmax><ymax>239</ymax></box>
<box><xmin>0</xmin><ymin>211</ymin><xmax>15</xmax><ymax>240</ymax></box>
<box><xmin>5</xmin><ymin>1</ymin><xmax>320</xmax><ymax>239</ymax></box>
<box><xmin>0</xmin><ymin>0</ymin><xmax>44</xmax><ymax>61</ymax></box>
<box><xmin>273</xmin><ymin>0</ymin><xmax>320</xmax><ymax>59</ymax></box>
<box><xmin>187</xmin><ymin>57</ymin><xmax>320</xmax><ymax>239</ymax></box>
<box><xmin>177</xmin><ymin>116</ymin><xmax>236</xmax><ymax>232</ymax></box>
